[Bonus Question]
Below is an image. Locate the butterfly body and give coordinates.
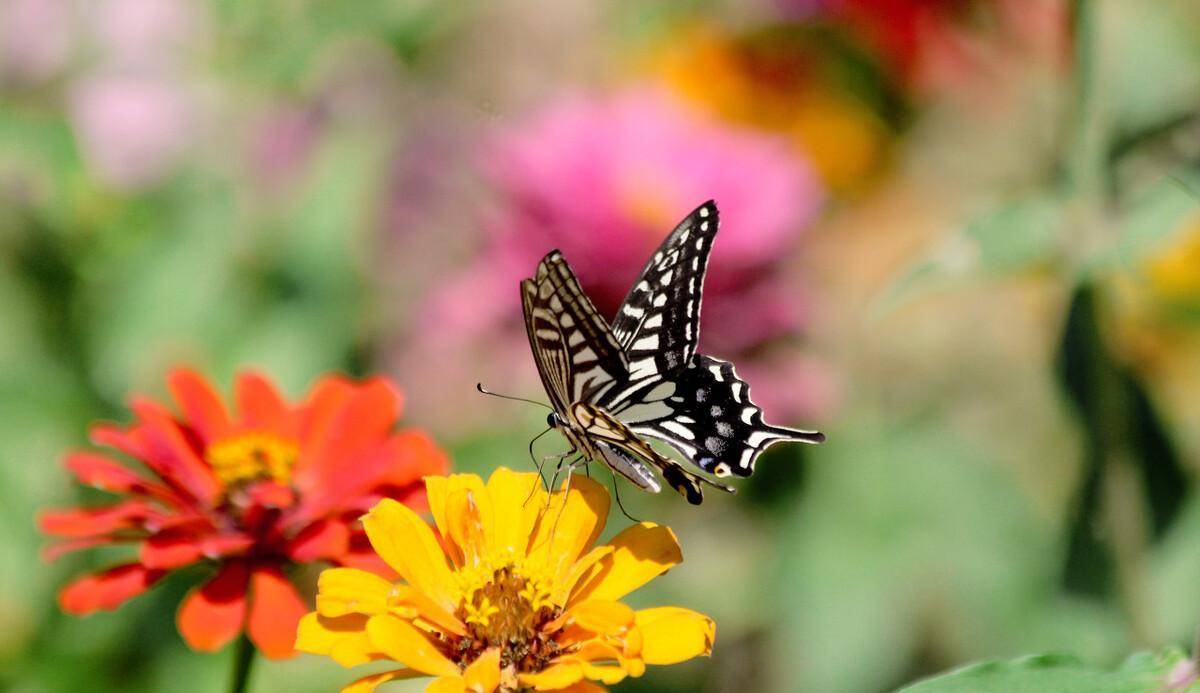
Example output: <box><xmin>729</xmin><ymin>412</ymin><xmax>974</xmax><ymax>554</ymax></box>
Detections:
<box><xmin>522</xmin><ymin>200</ymin><xmax>823</xmax><ymax>504</ymax></box>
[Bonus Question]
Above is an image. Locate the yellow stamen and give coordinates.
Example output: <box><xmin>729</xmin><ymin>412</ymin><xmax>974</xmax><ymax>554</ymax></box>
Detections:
<box><xmin>206</xmin><ymin>432</ymin><xmax>298</xmax><ymax>486</ymax></box>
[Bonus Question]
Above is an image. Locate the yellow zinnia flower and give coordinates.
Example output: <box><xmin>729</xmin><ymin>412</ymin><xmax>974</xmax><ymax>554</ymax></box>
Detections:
<box><xmin>296</xmin><ymin>467</ymin><xmax>715</xmax><ymax>692</ymax></box>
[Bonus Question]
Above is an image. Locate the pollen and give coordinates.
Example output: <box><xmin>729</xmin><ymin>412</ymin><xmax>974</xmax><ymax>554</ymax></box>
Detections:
<box><xmin>452</xmin><ymin>564</ymin><xmax>562</xmax><ymax>672</ymax></box>
<box><xmin>206</xmin><ymin>432</ymin><xmax>299</xmax><ymax>486</ymax></box>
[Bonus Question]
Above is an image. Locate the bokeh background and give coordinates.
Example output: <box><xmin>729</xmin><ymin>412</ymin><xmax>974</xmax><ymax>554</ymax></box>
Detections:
<box><xmin>4</xmin><ymin>0</ymin><xmax>1200</xmax><ymax>691</ymax></box>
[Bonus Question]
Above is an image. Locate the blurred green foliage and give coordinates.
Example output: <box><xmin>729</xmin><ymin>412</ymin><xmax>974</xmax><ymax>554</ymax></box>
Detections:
<box><xmin>4</xmin><ymin>0</ymin><xmax>1200</xmax><ymax>691</ymax></box>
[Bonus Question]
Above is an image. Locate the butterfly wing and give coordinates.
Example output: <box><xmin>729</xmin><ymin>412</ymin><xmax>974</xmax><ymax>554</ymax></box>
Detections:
<box><xmin>522</xmin><ymin>250</ymin><xmax>630</xmax><ymax>411</ymax></box>
<box><xmin>611</xmin><ymin>200</ymin><xmax>718</xmax><ymax>380</ymax></box>
<box><xmin>615</xmin><ymin>355</ymin><xmax>824</xmax><ymax>478</ymax></box>
<box><xmin>575</xmin><ymin>402</ymin><xmax>732</xmax><ymax>505</ymax></box>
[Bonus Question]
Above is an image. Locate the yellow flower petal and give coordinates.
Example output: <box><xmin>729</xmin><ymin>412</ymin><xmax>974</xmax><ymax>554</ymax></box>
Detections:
<box><xmin>426</xmin><ymin>677</ymin><xmax>467</xmax><ymax>693</ymax></box>
<box><xmin>316</xmin><ymin>568</ymin><xmax>394</xmax><ymax>617</ymax></box>
<box><xmin>330</xmin><ymin>632</ymin><xmax>382</xmax><ymax>668</ymax></box>
<box><xmin>571</xmin><ymin>639</ymin><xmax>645</xmax><ymax>679</ymax></box>
<box><xmin>463</xmin><ymin>648</ymin><xmax>502</xmax><ymax>692</ymax></box>
<box><xmin>342</xmin><ymin>668</ymin><xmax>423</xmax><ymax>693</ymax></box>
<box><xmin>296</xmin><ymin>613</ymin><xmax>372</xmax><ymax>665</ymax></box>
<box><xmin>425</xmin><ymin>473</ymin><xmax>491</xmax><ymax>563</ymax></box>
<box><xmin>485</xmin><ymin>468</ymin><xmax>544</xmax><ymax>557</ymax></box>
<box><xmin>548</xmin><ymin>600</ymin><xmax>635</xmax><ymax>637</ymax></box>
<box><xmin>543</xmin><ymin>682</ymin><xmax>606</xmax><ymax>693</ymax></box>
<box><xmin>635</xmin><ymin>607</ymin><xmax>715</xmax><ymax>665</ymax></box>
<box><xmin>518</xmin><ymin>661</ymin><xmax>584</xmax><ymax>690</ymax></box>
<box><xmin>577</xmin><ymin>659</ymin><xmax>630</xmax><ymax>685</ymax></box>
<box><xmin>363</xmin><ymin>499</ymin><xmax>457</xmax><ymax>610</ymax></box>
<box><xmin>365</xmin><ymin>614</ymin><xmax>459</xmax><ymax>678</ymax></box>
<box><xmin>444</xmin><ymin>487</ymin><xmax>490</xmax><ymax>565</ymax></box>
<box><xmin>528</xmin><ymin>474</ymin><xmax>609</xmax><ymax>577</ymax></box>
<box><xmin>392</xmin><ymin>584</ymin><xmax>467</xmax><ymax>637</ymax></box>
<box><xmin>557</xmin><ymin>545</ymin><xmax>613</xmax><ymax>604</ymax></box>
<box><xmin>571</xmin><ymin>523</ymin><xmax>681</xmax><ymax>604</ymax></box>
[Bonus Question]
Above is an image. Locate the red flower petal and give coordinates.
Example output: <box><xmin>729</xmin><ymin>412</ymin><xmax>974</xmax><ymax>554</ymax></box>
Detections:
<box><xmin>235</xmin><ymin>372</ymin><xmax>290</xmax><ymax>430</ymax></box>
<box><xmin>246</xmin><ymin>565</ymin><xmax>307</xmax><ymax>659</ymax></box>
<box><xmin>168</xmin><ymin>368</ymin><xmax>232</xmax><ymax>444</ymax></box>
<box><xmin>177</xmin><ymin>561</ymin><xmax>249</xmax><ymax>652</ymax></box>
<box><xmin>59</xmin><ymin>564</ymin><xmax>164</xmax><ymax>614</ymax></box>
<box><xmin>39</xmin><ymin>500</ymin><xmax>161</xmax><ymax>538</ymax></box>
<box><xmin>90</xmin><ymin>422</ymin><xmax>149</xmax><ymax>460</ymax></box>
<box><xmin>298</xmin><ymin>378</ymin><xmax>399</xmax><ymax>476</ymax></box>
<box><xmin>43</xmin><ymin>536</ymin><xmax>135</xmax><ymax>562</ymax></box>
<box><xmin>293</xmin><ymin>429</ymin><xmax>444</xmax><ymax>524</ymax></box>
<box><xmin>129</xmin><ymin>398</ymin><xmax>222</xmax><ymax>505</ymax></box>
<box><xmin>65</xmin><ymin>452</ymin><xmax>178</xmax><ymax>503</ymax></box>
<box><xmin>286</xmin><ymin>519</ymin><xmax>350</xmax><ymax>563</ymax></box>
<box><xmin>297</xmin><ymin>377</ymin><xmax>354</xmax><ymax>451</ymax></box>
<box><xmin>141</xmin><ymin>530</ymin><xmax>253</xmax><ymax>570</ymax></box>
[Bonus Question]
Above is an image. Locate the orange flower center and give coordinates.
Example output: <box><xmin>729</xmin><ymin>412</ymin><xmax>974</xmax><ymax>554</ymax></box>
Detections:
<box><xmin>449</xmin><ymin>565</ymin><xmax>562</xmax><ymax>675</ymax></box>
<box><xmin>206</xmin><ymin>432</ymin><xmax>298</xmax><ymax>486</ymax></box>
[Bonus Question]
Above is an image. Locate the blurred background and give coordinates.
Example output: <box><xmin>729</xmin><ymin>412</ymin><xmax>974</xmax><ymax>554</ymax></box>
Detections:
<box><xmin>3</xmin><ymin>0</ymin><xmax>1200</xmax><ymax>690</ymax></box>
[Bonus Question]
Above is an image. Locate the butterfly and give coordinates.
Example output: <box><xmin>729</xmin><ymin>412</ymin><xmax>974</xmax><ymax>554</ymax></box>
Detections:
<box><xmin>520</xmin><ymin>200</ymin><xmax>824</xmax><ymax>505</ymax></box>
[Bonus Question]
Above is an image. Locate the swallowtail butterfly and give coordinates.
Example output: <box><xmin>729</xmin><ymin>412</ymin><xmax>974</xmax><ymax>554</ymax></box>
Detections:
<box><xmin>521</xmin><ymin>200</ymin><xmax>824</xmax><ymax>504</ymax></box>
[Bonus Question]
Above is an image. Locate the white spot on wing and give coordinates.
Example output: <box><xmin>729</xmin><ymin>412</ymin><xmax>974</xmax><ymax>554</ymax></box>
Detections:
<box><xmin>746</xmin><ymin>431</ymin><xmax>775</xmax><ymax>447</ymax></box>
<box><xmin>660</xmin><ymin>420</ymin><xmax>696</xmax><ymax>440</ymax></box>
<box><xmin>632</xmin><ymin>335</ymin><xmax>659</xmax><ymax>351</ymax></box>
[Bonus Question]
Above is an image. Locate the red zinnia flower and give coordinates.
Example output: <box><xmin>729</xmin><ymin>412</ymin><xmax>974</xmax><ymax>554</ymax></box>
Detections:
<box><xmin>39</xmin><ymin>368</ymin><xmax>448</xmax><ymax>659</ymax></box>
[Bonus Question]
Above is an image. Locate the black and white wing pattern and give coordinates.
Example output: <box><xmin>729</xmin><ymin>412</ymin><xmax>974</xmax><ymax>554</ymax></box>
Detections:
<box><xmin>615</xmin><ymin>355</ymin><xmax>824</xmax><ymax>478</ymax></box>
<box><xmin>610</xmin><ymin>200</ymin><xmax>717</xmax><ymax>380</ymax></box>
<box><xmin>598</xmin><ymin>200</ymin><xmax>823</xmax><ymax>478</ymax></box>
<box><xmin>521</xmin><ymin>250</ymin><xmax>629</xmax><ymax>409</ymax></box>
<box><xmin>519</xmin><ymin>200</ymin><xmax>824</xmax><ymax>504</ymax></box>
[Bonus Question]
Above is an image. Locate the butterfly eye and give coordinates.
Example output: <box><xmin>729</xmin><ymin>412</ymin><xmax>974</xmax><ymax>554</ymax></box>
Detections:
<box><xmin>546</xmin><ymin>412</ymin><xmax>561</xmax><ymax>428</ymax></box>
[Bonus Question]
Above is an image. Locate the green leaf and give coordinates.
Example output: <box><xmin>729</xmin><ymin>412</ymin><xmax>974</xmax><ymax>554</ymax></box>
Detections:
<box><xmin>899</xmin><ymin>648</ymin><xmax>1192</xmax><ymax>693</ymax></box>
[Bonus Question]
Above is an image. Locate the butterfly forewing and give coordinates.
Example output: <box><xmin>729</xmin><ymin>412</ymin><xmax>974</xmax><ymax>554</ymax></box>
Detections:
<box><xmin>522</xmin><ymin>251</ymin><xmax>630</xmax><ymax>414</ymax></box>
<box><xmin>611</xmin><ymin>200</ymin><xmax>718</xmax><ymax>380</ymax></box>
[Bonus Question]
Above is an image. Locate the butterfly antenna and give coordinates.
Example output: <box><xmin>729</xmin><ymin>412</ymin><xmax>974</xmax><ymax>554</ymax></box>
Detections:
<box><xmin>608</xmin><ymin>467</ymin><xmax>641</xmax><ymax>523</ymax></box>
<box><xmin>476</xmin><ymin>383</ymin><xmax>551</xmax><ymax>409</ymax></box>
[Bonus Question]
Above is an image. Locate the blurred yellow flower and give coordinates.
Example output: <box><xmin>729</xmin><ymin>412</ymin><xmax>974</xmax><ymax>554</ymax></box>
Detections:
<box><xmin>296</xmin><ymin>468</ymin><xmax>714</xmax><ymax>692</ymax></box>
<box><xmin>1145</xmin><ymin>214</ymin><xmax>1200</xmax><ymax>301</ymax></box>
<box><xmin>653</xmin><ymin>24</ymin><xmax>889</xmax><ymax>192</ymax></box>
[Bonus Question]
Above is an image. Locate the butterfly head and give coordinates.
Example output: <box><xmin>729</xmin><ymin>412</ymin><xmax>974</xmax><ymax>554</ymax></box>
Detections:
<box><xmin>546</xmin><ymin>411</ymin><xmax>564</xmax><ymax>430</ymax></box>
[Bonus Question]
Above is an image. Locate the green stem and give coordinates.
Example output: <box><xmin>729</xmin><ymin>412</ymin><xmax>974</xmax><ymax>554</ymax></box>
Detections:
<box><xmin>229</xmin><ymin>635</ymin><xmax>256</xmax><ymax>693</ymax></box>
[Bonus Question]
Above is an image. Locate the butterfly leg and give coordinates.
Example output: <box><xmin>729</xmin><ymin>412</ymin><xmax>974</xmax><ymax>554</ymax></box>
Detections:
<box><xmin>525</xmin><ymin>449</ymin><xmax>574</xmax><ymax>506</ymax></box>
<box><xmin>608</xmin><ymin>465</ymin><xmax>641</xmax><ymax>523</ymax></box>
<box><xmin>547</xmin><ymin>453</ymin><xmax>587</xmax><ymax>545</ymax></box>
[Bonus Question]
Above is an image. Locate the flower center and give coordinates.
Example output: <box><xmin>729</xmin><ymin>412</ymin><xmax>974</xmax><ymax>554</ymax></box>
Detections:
<box><xmin>451</xmin><ymin>564</ymin><xmax>562</xmax><ymax>675</ymax></box>
<box><xmin>206</xmin><ymin>432</ymin><xmax>298</xmax><ymax>486</ymax></box>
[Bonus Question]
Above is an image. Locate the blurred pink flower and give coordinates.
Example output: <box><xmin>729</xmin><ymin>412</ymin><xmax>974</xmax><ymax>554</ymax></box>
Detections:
<box><xmin>394</xmin><ymin>88</ymin><xmax>826</xmax><ymax>433</ymax></box>
<box><xmin>94</xmin><ymin>0</ymin><xmax>204</xmax><ymax>68</ymax></box>
<box><xmin>69</xmin><ymin>73</ymin><xmax>195</xmax><ymax>189</ymax></box>
<box><xmin>246</xmin><ymin>105</ymin><xmax>321</xmax><ymax>192</ymax></box>
<box><xmin>1</xmin><ymin>0</ymin><xmax>73</xmax><ymax>84</ymax></box>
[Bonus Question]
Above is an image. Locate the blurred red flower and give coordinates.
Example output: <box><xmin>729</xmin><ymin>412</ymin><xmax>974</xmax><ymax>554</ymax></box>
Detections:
<box><xmin>39</xmin><ymin>368</ymin><xmax>448</xmax><ymax>659</ymax></box>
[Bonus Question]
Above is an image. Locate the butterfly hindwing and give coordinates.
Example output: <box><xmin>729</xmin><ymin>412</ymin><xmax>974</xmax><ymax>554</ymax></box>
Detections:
<box><xmin>611</xmin><ymin>200</ymin><xmax>718</xmax><ymax>380</ymax></box>
<box><xmin>618</xmin><ymin>355</ymin><xmax>824</xmax><ymax>478</ymax></box>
